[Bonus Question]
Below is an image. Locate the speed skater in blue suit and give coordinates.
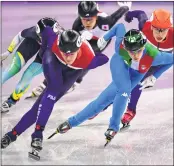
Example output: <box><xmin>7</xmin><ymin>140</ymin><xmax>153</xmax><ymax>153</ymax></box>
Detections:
<box><xmin>53</xmin><ymin>23</ymin><xmax>173</xmax><ymax>146</ymax></box>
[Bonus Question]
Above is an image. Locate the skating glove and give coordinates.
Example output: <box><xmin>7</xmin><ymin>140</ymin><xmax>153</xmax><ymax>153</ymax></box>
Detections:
<box><xmin>81</xmin><ymin>31</ymin><xmax>93</xmax><ymax>41</ymax></box>
<box><xmin>97</xmin><ymin>37</ymin><xmax>108</xmax><ymax>51</ymax></box>
<box><xmin>139</xmin><ymin>75</ymin><xmax>157</xmax><ymax>90</ymax></box>
<box><xmin>117</xmin><ymin>2</ymin><xmax>132</xmax><ymax>11</ymax></box>
<box><xmin>124</xmin><ymin>11</ymin><xmax>134</xmax><ymax>23</ymax></box>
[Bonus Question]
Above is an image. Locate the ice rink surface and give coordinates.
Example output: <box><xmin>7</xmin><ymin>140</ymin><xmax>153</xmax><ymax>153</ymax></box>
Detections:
<box><xmin>1</xmin><ymin>2</ymin><xmax>173</xmax><ymax>165</ymax></box>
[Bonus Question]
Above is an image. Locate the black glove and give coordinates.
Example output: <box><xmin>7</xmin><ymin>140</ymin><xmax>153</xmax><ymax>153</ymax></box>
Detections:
<box><xmin>124</xmin><ymin>11</ymin><xmax>134</xmax><ymax>23</ymax></box>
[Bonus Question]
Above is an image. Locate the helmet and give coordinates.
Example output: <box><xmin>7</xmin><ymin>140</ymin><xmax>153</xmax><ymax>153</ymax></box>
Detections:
<box><xmin>36</xmin><ymin>17</ymin><xmax>61</xmax><ymax>34</ymax></box>
<box><xmin>123</xmin><ymin>29</ymin><xmax>147</xmax><ymax>52</ymax></box>
<box><xmin>78</xmin><ymin>1</ymin><xmax>99</xmax><ymax>18</ymax></box>
<box><xmin>58</xmin><ymin>30</ymin><xmax>82</xmax><ymax>53</ymax></box>
<box><xmin>150</xmin><ymin>9</ymin><xmax>172</xmax><ymax>29</ymax></box>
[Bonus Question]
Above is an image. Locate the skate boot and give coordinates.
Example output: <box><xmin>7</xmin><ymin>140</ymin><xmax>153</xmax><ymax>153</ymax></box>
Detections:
<box><xmin>47</xmin><ymin>121</ymin><xmax>71</xmax><ymax>139</ymax></box>
<box><xmin>120</xmin><ymin>108</ymin><xmax>136</xmax><ymax>131</ymax></box>
<box><xmin>25</xmin><ymin>83</ymin><xmax>46</xmax><ymax>99</ymax></box>
<box><xmin>58</xmin><ymin>121</ymin><xmax>71</xmax><ymax>133</ymax></box>
<box><xmin>28</xmin><ymin>138</ymin><xmax>43</xmax><ymax>161</ymax></box>
<box><xmin>66</xmin><ymin>82</ymin><xmax>80</xmax><ymax>94</ymax></box>
<box><xmin>104</xmin><ymin>129</ymin><xmax>117</xmax><ymax>147</ymax></box>
<box><xmin>1</xmin><ymin>130</ymin><xmax>18</xmax><ymax>149</ymax></box>
<box><xmin>29</xmin><ymin>125</ymin><xmax>44</xmax><ymax>161</ymax></box>
<box><xmin>1</xmin><ymin>97</ymin><xmax>17</xmax><ymax>113</ymax></box>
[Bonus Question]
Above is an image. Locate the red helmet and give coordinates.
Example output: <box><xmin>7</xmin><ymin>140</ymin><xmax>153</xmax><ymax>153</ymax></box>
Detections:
<box><xmin>150</xmin><ymin>9</ymin><xmax>172</xmax><ymax>29</ymax></box>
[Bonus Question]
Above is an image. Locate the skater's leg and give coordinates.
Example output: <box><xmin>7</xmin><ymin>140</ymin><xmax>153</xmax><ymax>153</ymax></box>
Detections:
<box><xmin>68</xmin><ymin>81</ymin><xmax>116</xmax><ymax>127</ymax></box>
<box><xmin>128</xmin><ymin>66</ymin><xmax>161</xmax><ymax>112</ymax></box>
<box><xmin>1</xmin><ymin>51</ymin><xmax>25</xmax><ymax>84</ymax></box>
<box><xmin>25</xmin><ymin>55</ymin><xmax>46</xmax><ymax>99</ymax></box>
<box><xmin>108</xmin><ymin>54</ymin><xmax>132</xmax><ymax>132</ymax></box>
<box><xmin>26</xmin><ymin>79</ymin><xmax>47</xmax><ymax>99</ymax></box>
<box><xmin>13</xmin><ymin>93</ymin><xmax>43</xmax><ymax>135</ymax></box>
<box><xmin>11</xmin><ymin>61</ymin><xmax>43</xmax><ymax>101</ymax></box>
<box><xmin>128</xmin><ymin>84</ymin><xmax>142</xmax><ymax>112</ymax></box>
<box><xmin>31</xmin><ymin>49</ymin><xmax>82</xmax><ymax>139</ymax></box>
<box><xmin>2</xmin><ymin>38</ymin><xmax>40</xmax><ymax>84</ymax></box>
<box><xmin>1</xmin><ymin>94</ymin><xmax>43</xmax><ymax>149</ymax></box>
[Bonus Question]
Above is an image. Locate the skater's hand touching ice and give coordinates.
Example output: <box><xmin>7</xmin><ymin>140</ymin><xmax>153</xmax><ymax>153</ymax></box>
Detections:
<box><xmin>139</xmin><ymin>75</ymin><xmax>157</xmax><ymax>90</ymax></box>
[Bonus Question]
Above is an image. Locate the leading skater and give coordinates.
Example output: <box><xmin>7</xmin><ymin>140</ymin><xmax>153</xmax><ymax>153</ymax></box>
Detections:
<box><xmin>51</xmin><ymin>23</ymin><xmax>173</xmax><ymax>146</ymax></box>
<box><xmin>89</xmin><ymin>8</ymin><xmax>174</xmax><ymax>127</ymax></box>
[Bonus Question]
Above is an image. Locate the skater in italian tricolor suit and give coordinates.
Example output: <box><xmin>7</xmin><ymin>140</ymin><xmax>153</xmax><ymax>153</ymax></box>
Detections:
<box><xmin>51</xmin><ymin>23</ymin><xmax>173</xmax><ymax>146</ymax></box>
<box><xmin>88</xmin><ymin>9</ymin><xmax>174</xmax><ymax>129</ymax></box>
<box><xmin>27</xmin><ymin>1</ymin><xmax>132</xmax><ymax>98</ymax></box>
<box><xmin>1</xmin><ymin>26</ymin><xmax>108</xmax><ymax>159</ymax></box>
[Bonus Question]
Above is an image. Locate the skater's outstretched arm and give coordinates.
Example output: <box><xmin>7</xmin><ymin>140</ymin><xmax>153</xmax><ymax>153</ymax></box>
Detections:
<box><xmin>7</xmin><ymin>32</ymin><xmax>24</xmax><ymax>53</ymax></box>
<box><xmin>87</xmin><ymin>52</ymin><xmax>109</xmax><ymax>69</ymax></box>
<box><xmin>6</xmin><ymin>26</ymin><xmax>37</xmax><ymax>53</ymax></box>
<box><xmin>103</xmin><ymin>23</ymin><xmax>126</xmax><ymax>41</ymax></box>
<box><xmin>98</xmin><ymin>23</ymin><xmax>126</xmax><ymax>53</ymax></box>
<box><xmin>151</xmin><ymin>50</ymin><xmax>173</xmax><ymax>67</ymax></box>
<box><xmin>124</xmin><ymin>10</ymin><xmax>148</xmax><ymax>30</ymax></box>
<box><xmin>39</xmin><ymin>26</ymin><xmax>57</xmax><ymax>58</ymax></box>
<box><xmin>72</xmin><ymin>17</ymin><xmax>84</xmax><ymax>32</ymax></box>
<box><xmin>98</xmin><ymin>2</ymin><xmax>130</xmax><ymax>29</ymax></box>
<box><xmin>152</xmin><ymin>64</ymin><xmax>173</xmax><ymax>79</ymax></box>
<box><xmin>1</xmin><ymin>31</ymin><xmax>24</xmax><ymax>62</ymax></box>
<box><xmin>143</xmin><ymin>43</ymin><xmax>173</xmax><ymax>78</ymax></box>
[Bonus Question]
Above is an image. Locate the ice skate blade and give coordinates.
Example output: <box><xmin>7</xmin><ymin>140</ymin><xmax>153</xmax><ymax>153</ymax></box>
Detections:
<box><xmin>1</xmin><ymin>110</ymin><xmax>9</xmax><ymax>114</ymax></box>
<box><xmin>25</xmin><ymin>92</ymin><xmax>38</xmax><ymax>100</ymax></box>
<box><xmin>25</xmin><ymin>97</ymin><xmax>38</xmax><ymax>100</ymax></box>
<box><xmin>119</xmin><ymin>124</ymin><xmax>130</xmax><ymax>132</ymax></box>
<box><xmin>28</xmin><ymin>152</ymin><xmax>40</xmax><ymax>161</ymax></box>
<box><xmin>104</xmin><ymin>139</ymin><xmax>111</xmax><ymax>147</ymax></box>
<box><xmin>25</xmin><ymin>95</ymin><xmax>38</xmax><ymax>100</ymax></box>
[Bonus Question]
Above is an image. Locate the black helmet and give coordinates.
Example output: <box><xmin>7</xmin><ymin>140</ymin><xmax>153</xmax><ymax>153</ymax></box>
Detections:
<box><xmin>36</xmin><ymin>17</ymin><xmax>62</xmax><ymax>34</ymax></box>
<box><xmin>58</xmin><ymin>30</ymin><xmax>82</xmax><ymax>53</ymax></box>
<box><xmin>123</xmin><ymin>29</ymin><xmax>147</xmax><ymax>52</ymax></box>
<box><xmin>78</xmin><ymin>1</ymin><xmax>98</xmax><ymax>18</ymax></box>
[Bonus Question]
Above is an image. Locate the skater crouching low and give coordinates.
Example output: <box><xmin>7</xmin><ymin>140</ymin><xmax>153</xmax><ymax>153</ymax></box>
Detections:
<box><xmin>1</xmin><ymin>26</ymin><xmax>109</xmax><ymax>160</ymax></box>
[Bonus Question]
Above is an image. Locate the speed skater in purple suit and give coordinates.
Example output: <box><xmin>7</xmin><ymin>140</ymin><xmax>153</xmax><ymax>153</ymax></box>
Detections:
<box><xmin>1</xmin><ymin>26</ymin><xmax>109</xmax><ymax>159</ymax></box>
